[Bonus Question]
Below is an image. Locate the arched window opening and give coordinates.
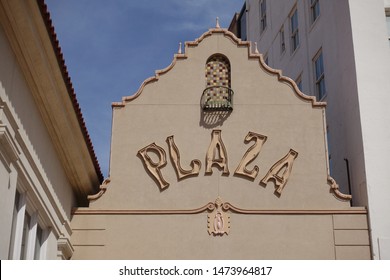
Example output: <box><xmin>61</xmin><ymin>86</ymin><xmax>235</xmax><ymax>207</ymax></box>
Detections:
<box><xmin>201</xmin><ymin>54</ymin><xmax>233</xmax><ymax>111</ymax></box>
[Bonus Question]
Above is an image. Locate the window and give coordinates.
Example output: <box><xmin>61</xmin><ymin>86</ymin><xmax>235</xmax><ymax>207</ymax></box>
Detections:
<box><xmin>386</xmin><ymin>12</ymin><xmax>390</xmax><ymax>45</ymax></box>
<box><xmin>326</xmin><ymin>126</ymin><xmax>332</xmax><ymax>176</ymax></box>
<box><xmin>295</xmin><ymin>74</ymin><xmax>303</xmax><ymax>92</ymax></box>
<box><xmin>280</xmin><ymin>25</ymin><xmax>286</xmax><ymax>54</ymax></box>
<box><xmin>290</xmin><ymin>8</ymin><xmax>299</xmax><ymax>52</ymax></box>
<box><xmin>8</xmin><ymin>190</ymin><xmax>47</xmax><ymax>259</ymax></box>
<box><xmin>310</xmin><ymin>0</ymin><xmax>320</xmax><ymax>23</ymax></box>
<box><xmin>20</xmin><ymin>211</ymin><xmax>31</xmax><ymax>259</ymax></box>
<box><xmin>8</xmin><ymin>191</ymin><xmax>23</xmax><ymax>259</ymax></box>
<box><xmin>387</xmin><ymin>15</ymin><xmax>390</xmax><ymax>36</ymax></box>
<box><xmin>239</xmin><ymin>4</ymin><xmax>247</xmax><ymax>40</ymax></box>
<box><xmin>34</xmin><ymin>224</ymin><xmax>44</xmax><ymax>260</ymax></box>
<box><xmin>313</xmin><ymin>50</ymin><xmax>326</xmax><ymax>100</ymax></box>
<box><xmin>260</xmin><ymin>0</ymin><xmax>267</xmax><ymax>34</ymax></box>
<box><xmin>264</xmin><ymin>53</ymin><xmax>269</xmax><ymax>65</ymax></box>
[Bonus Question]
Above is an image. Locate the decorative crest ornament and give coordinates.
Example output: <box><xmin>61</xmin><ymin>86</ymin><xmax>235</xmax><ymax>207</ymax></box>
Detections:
<box><xmin>254</xmin><ymin>42</ymin><xmax>259</xmax><ymax>54</ymax></box>
<box><xmin>215</xmin><ymin>17</ymin><xmax>221</xmax><ymax>29</ymax></box>
<box><xmin>207</xmin><ymin>197</ymin><xmax>230</xmax><ymax>236</ymax></box>
<box><xmin>177</xmin><ymin>42</ymin><xmax>182</xmax><ymax>54</ymax></box>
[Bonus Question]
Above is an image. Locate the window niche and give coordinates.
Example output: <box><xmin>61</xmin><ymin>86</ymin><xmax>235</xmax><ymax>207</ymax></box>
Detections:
<box><xmin>200</xmin><ymin>54</ymin><xmax>234</xmax><ymax>127</ymax></box>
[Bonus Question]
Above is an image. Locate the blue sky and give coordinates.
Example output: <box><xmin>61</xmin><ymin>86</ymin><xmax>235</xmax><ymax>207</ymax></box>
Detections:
<box><xmin>45</xmin><ymin>0</ymin><xmax>244</xmax><ymax>178</ymax></box>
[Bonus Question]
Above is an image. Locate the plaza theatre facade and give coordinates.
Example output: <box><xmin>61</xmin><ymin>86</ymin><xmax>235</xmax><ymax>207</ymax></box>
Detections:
<box><xmin>71</xmin><ymin>28</ymin><xmax>371</xmax><ymax>259</ymax></box>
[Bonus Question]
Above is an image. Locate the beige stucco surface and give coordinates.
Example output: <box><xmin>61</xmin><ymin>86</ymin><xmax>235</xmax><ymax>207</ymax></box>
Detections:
<box><xmin>71</xmin><ymin>214</ymin><xmax>330</xmax><ymax>259</ymax></box>
<box><xmin>1</xmin><ymin>0</ymin><xmax>101</xmax><ymax>259</ymax></box>
<box><xmin>71</xmin><ymin>29</ymin><xmax>370</xmax><ymax>259</ymax></box>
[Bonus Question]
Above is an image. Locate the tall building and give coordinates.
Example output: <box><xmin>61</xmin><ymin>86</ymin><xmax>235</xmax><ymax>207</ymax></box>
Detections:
<box><xmin>229</xmin><ymin>0</ymin><xmax>390</xmax><ymax>259</ymax></box>
<box><xmin>0</xmin><ymin>0</ymin><xmax>102</xmax><ymax>259</ymax></box>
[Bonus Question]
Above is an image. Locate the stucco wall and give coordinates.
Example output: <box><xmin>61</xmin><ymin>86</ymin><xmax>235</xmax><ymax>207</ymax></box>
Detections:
<box><xmin>0</xmin><ymin>24</ymin><xmax>75</xmax><ymax>259</ymax></box>
<box><xmin>71</xmin><ymin>30</ymin><xmax>369</xmax><ymax>259</ymax></box>
<box><xmin>71</xmin><ymin>213</ymin><xmax>370</xmax><ymax>260</ymax></box>
<box><xmin>243</xmin><ymin>0</ymin><xmax>390</xmax><ymax>260</ymax></box>
<box><xmin>245</xmin><ymin>0</ymin><xmax>364</xmax><ymax>206</ymax></box>
<box><xmin>348</xmin><ymin>0</ymin><xmax>390</xmax><ymax>260</ymax></box>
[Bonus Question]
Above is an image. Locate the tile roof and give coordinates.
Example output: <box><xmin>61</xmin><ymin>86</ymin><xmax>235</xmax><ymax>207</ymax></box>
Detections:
<box><xmin>37</xmin><ymin>0</ymin><xmax>104</xmax><ymax>183</ymax></box>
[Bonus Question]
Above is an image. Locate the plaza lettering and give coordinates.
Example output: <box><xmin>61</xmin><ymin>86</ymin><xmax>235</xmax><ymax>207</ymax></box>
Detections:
<box><xmin>138</xmin><ymin>130</ymin><xmax>298</xmax><ymax>195</ymax></box>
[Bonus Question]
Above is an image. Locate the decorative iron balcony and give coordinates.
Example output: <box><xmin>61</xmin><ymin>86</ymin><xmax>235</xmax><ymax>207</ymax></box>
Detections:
<box><xmin>201</xmin><ymin>86</ymin><xmax>234</xmax><ymax>111</ymax></box>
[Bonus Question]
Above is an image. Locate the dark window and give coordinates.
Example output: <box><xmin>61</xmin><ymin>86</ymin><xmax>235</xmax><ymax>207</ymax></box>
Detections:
<box><xmin>238</xmin><ymin>4</ymin><xmax>247</xmax><ymax>40</ymax></box>
<box><xmin>310</xmin><ymin>0</ymin><xmax>320</xmax><ymax>23</ymax></box>
<box><xmin>296</xmin><ymin>74</ymin><xmax>303</xmax><ymax>92</ymax></box>
<box><xmin>280</xmin><ymin>25</ymin><xmax>285</xmax><ymax>54</ymax></box>
<box><xmin>314</xmin><ymin>51</ymin><xmax>326</xmax><ymax>100</ymax></box>
<box><xmin>260</xmin><ymin>0</ymin><xmax>267</xmax><ymax>33</ymax></box>
<box><xmin>290</xmin><ymin>8</ymin><xmax>299</xmax><ymax>52</ymax></box>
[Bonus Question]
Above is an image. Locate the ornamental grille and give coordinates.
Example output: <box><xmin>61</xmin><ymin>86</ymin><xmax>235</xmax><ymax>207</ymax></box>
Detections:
<box><xmin>201</xmin><ymin>54</ymin><xmax>233</xmax><ymax>111</ymax></box>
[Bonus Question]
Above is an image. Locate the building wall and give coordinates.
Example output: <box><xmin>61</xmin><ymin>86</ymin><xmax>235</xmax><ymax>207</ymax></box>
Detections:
<box><xmin>240</xmin><ymin>0</ymin><xmax>390</xmax><ymax>260</ymax></box>
<box><xmin>0</xmin><ymin>24</ymin><xmax>74</xmax><ymax>259</ymax></box>
<box><xmin>243</xmin><ymin>0</ymin><xmax>363</xmax><ymax>206</ymax></box>
<box><xmin>347</xmin><ymin>0</ymin><xmax>390</xmax><ymax>260</ymax></box>
<box><xmin>0</xmin><ymin>0</ymin><xmax>102</xmax><ymax>260</ymax></box>
<box><xmin>71</xmin><ymin>213</ymin><xmax>370</xmax><ymax>260</ymax></box>
<box><xmin>71</xmin><ymin>29</ymin><xmax>370</xmax><ymax>259</ymax></box>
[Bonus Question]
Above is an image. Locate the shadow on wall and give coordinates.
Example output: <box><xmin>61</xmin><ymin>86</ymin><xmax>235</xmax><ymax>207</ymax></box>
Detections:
<box><xmin>199</xmin><ymin>110</ymin><xmax>232</xmax><ymax>128</ymax></box>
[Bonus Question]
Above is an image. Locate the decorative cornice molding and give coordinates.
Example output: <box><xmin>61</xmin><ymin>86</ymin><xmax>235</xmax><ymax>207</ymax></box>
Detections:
<box><xmin>87</xmin><ymin>178</ymin><xmax>110</xmax><ymax>201</ymax></box>
<box><xmin>1</xmin><ymin>102</ymin><xmax>74</xmax><ymax>239</ymax></box>
<box><xmin>1</xmin><ymin>0</ymin><xmax>103</xmax><ymax>203</ymax></box>
<box><xmin>72</xmin><ymin>199</ymin><xmax>365</xmax><ymax>215</ymax></box>
<box><xmin>57</xmin><ymin>237</ymin><xmax>74</xmax><ymax>260</ymax></box>
<box><xmin>328</xmin><ymin>176</ymin><xmax>352</xmax><ymax>201</ymax></box>
<box><xmin>72</xmin><ymin>201</ymin><xmax>215</xmax><ymax>215</ymax></box>
<box><xmin>0</xmin><ymin>125</ymin><xmax>20</xmax><ymax>165</ymax></box>
<box><xmin>113</xmin><ymin>28</ymin><xmax>325</xmax><ymax>108</ymax></box>
<box><xmin>220</xmin><ymin>202</ymin><xmax>362</xmax><ymax>214</ymax></box>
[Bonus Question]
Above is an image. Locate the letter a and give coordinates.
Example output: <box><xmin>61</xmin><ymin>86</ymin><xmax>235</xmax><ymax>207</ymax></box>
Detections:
<box><xmin>260</xmin><ymin>149</ymin><xmax>298</xmax><ymax>195</ymax></box>
<box><xmin>205</xmin><ymin>130</ymin><xmax>229</xmax><ymax>175</ymax></box>
<box><xmin>137</xmin><ymin>143</ymin><xmax>170</xmax><ymax>190</ymax></box>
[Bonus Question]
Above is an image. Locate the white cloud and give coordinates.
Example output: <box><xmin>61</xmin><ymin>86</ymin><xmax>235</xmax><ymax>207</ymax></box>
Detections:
<box><xmin>159</xmin><ymin>0</ymin><xmax>243</xmax><ymax>31</ymax></box>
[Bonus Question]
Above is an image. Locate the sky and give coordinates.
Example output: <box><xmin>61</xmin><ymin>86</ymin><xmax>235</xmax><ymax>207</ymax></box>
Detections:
<box><xmin>45</xmin><ymin>0</ymin><xmax>245</xmax><ymax>178</ymax></box>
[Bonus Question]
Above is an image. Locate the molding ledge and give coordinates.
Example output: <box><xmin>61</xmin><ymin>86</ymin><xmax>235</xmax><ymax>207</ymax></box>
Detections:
<box><xmin>0</xmin><ymin>125</ymin><xmax>20</xmax><ymax>165</ymax></box>
<box><xmin>72</xmin><ymin>198</ymin><xmax>366</xmax><ymax>216</ymax></box>
<box><xmin>57</xmin><ymin>237</ymin><xmax>74</xmax><ymax>260</ymax></box>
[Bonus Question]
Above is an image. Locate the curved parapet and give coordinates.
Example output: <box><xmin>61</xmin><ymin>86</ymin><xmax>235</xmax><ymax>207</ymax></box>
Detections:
<box><xmin>112</xmin><ymin>28</ymin><xmax>325</xmax><ymax>108</ymax></box>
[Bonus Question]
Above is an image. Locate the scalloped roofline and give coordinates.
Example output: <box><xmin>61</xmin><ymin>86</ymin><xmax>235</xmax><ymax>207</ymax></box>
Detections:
<box><xmin>112</xmin><ymin>28</ymin><xmax>325</xmax><ymax>108</ymax></box>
